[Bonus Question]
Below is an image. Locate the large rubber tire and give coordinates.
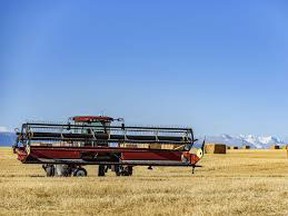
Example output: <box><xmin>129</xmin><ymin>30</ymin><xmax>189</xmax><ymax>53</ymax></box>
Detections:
<box><xmin>127</xmin><ymin>166</ymin><xmax>133</xmax><ymax>176</ymax></box>
<box><xmin>98</xmin><ymin>165</ymin><xmax>106</xmax><ymax>176</ymax></box>
<box><xmin>114</xmin><ymin>165</ymin><xmax>121</xmax><ymax>176</ymax></box>
<box><xmin>73</xmin><ymin>168</ymin><xmax>87</xmax><ymax>177</ymax></box>
<box><xmin>121</xmin><ymin>166</ymin><xmax>131</xmax><ymax>176</ymax></box>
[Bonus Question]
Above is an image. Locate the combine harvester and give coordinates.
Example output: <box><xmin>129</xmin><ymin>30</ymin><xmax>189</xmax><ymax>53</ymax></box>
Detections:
<box><xmin>13</xmin><ymin>116</ymin><xmax>204</xmax><ymax>177</ymax></box>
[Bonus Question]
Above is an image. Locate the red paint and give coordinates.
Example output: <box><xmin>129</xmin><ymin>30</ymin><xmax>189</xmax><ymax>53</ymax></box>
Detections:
<box><xmin>72</xmin><ymin>116</ymin><xmax>113</xmax><ymax>122</ymax></box>
<box><xmin>14</xmin><ymin>147</ymin><xmax>28</xmax><ymax>161</ymax></box>
<box><xmin>182</xmin><ymin>152</ymin><xmax>200</xmax><ymax>165</ymax></box>
<box><xmin>121</xmin><ymin>151</ymin><xmax>181</xmax><ymax>161</ymax></box>
<box><xmin>15</xmin><ymin>146</ymin><xmax>200</xmax><ymax>166</ymax></box>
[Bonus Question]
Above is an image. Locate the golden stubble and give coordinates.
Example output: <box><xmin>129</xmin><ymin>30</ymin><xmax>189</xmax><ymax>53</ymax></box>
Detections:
<box><xmin>1</xmin><ymin>147</ymin><xmax>288</xmax><ymax>216</ymax></box>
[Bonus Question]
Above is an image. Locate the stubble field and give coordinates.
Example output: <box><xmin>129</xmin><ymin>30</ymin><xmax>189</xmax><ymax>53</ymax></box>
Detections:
<box><xmin>1</xmin><ymin>147</ymin><xmax>288</xmax><ymax>216</ymax></box>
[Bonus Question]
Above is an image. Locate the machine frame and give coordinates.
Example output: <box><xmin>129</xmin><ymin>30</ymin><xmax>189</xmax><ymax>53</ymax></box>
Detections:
<box><xmin>13</xmin><ymin>116</ymin><xmax>204</xmax><ymax>177</ymax></box>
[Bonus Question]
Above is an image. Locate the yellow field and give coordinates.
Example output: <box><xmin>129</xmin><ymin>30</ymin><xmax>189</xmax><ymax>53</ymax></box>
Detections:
<box><xmin>1</xmin><ymin>147</ymin><xmax>288</xmax><ymax>216</ymax></box>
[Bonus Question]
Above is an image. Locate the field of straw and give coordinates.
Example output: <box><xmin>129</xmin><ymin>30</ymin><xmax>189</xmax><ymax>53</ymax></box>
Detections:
<box><xmin>1</xmin><ymin>147</ymin><xmax>288</xmax><ymax>216</ymax></box>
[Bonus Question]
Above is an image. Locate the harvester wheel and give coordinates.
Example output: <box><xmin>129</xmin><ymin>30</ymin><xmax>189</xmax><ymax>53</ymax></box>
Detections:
<box><xmin>98</xmin><ymin>165</ymin><xmax>105</xmax><ymax>176</ymax></box>
<box><xmin>114</xmin><ymin>165</ymin><xmax>121</xmax><ymax>176</ymax></box>
<box><xmin>73</xmin><ymin>168</ymin><xmax>87</xmax><ymax>177</ymax></box>
<box><xmin>120</xmin><ymin>166</ymin><xmax>133</xmax><ymax>176</ymax></box>
<box><xmin>127</xmin><ymin>166</ymin><xmax>133</xmax><ymax>176</ymax></box>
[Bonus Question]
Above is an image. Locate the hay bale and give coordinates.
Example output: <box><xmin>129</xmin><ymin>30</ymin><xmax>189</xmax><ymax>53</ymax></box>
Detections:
<box><xmin>242</xmin><ymin>145</ymin><xmax>251</xmax><ymax>149</ymax></box>
<box><xmin>232</xmin><ymin>146</ymin><xmax>238</xmax><ymax>150</ymax></box>
<box><xmin>205</xmin><ymin>143</ymin><xmax>226</xmax><ymax>154</ymax></box>
<box><xmin>270</xmin><ymin>145</ymin><xmax>280</xmax><ymax>149</ymax></box>
<box><xmin>226</xmin><ymin>146</ymin><xmax>231</xmax><ymax>150</ymax></box>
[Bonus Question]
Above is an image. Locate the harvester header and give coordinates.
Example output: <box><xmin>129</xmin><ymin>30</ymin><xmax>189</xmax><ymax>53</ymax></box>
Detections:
<box><xmin>13</xmin><ymin>115</ymin><xmax>204</xmax><ymax>177</ymax></box>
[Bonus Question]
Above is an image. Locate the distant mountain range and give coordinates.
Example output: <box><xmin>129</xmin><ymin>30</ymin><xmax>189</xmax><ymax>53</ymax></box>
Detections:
<box><xmin>204</xmin><ymin>134</ymin><xmax>287</xmax><ymax>149</ymax></box>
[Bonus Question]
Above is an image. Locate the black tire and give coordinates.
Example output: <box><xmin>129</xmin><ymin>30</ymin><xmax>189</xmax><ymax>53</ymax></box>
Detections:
<box><xmin>73</xmin><ymin>168</ymin><xmax>87</xmax><ymax>177</ymax></box>
<box><xmin>127</xmin><ymin>166</ymin><xmax>133</xmax><ymax>176</ymax></box>
<box><xmin>98</xmin><ymin>165</ymin><xmax>106</xmax><ymax>176</ymax></box>
<box><xmin>121</xmin><ymin>166</ymin><xmax>130</xmax><ymax>176</ymax></box>
<box><xmin>114</xmin><ymin>165</ymin><xmax>121</xmax><ymax>176</ymax></box>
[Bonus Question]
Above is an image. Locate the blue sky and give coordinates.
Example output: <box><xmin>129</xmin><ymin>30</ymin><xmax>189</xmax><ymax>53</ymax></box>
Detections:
<box><xmin>1</xmin><ymin>0</ymin><xmax>288</xmax><ymax>136</ymax></box>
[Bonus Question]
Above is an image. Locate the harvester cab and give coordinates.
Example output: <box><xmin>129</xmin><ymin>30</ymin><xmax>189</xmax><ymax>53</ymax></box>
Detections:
<box><xmin>13</xmin><ymin>115</ymin><xmax>204</xmax><ymax>177</ymax></box>
<box><xmin>70</xmin><ymin>116</ymin><xmax>114</xmax><ymax>132</ymax></box>
<box><xmin>69</xmin><ymin>116</ymin><xmax>115</xmax><ymax>146</ymax></box>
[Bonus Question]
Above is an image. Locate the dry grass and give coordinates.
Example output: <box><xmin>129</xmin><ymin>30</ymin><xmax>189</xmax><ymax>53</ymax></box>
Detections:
<box><xmin>1</xmin><ymin>147</ymin><xmax>288</xmax><ymax>216</ymax></box>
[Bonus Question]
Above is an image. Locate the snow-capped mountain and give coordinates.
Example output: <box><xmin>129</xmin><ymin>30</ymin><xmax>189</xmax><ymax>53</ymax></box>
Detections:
<box><xmin>204</xmin><ymin>134</ymin><xmax>287</xmax><ymax>149</ymax></box>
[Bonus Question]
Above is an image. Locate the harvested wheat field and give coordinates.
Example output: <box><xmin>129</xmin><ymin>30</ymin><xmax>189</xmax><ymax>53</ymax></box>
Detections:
<box><xmin>1</xmin><ymin>147</ymin><xmax>288</xmax><ymax>216</ymax></box>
